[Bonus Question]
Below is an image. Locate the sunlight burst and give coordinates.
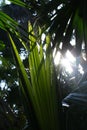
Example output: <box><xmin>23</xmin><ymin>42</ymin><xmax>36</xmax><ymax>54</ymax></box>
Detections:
<box><xmin>53</xmin><ymin>49</ymin><xmax>76</xmax><ymax>74</ymax></box>
<box><xmin>53</xmin><ymin>50</ymin><xmax>61</xmax><ymax>66</ymax></box>
<box><xmin>61</xmin><ymin>58</ymin><xmax>73</xmax><ymax>74</ymax></box>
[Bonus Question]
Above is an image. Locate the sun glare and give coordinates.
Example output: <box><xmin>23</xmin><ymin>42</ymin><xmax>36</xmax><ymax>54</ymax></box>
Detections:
<box><xmin>53</xmin><ymin>49</ymin><xmax>61</xmax><ymax>66</ymax></box>
<box><xmin>78</xmin><ymin>64</ymin><xmax>84</xmax><ymax>75</ymax></box>
<box><xmin>61</xmin><ymin>58</ymin><xmax>73</xmax><ymax>74</ymax></box>
<box><xmin>53</xmin><ymin>49</ymin><xmax>76</xmax><ymax>74</ymax></box>
<box><xmin>53</xmin><ymin>48</ymin><xmax>85</xmax><ymax>75</ymax></box>
<box><xmin>66</xmin><ymin>50</ymin><xmax>76</xmax><ymax>63</ymax></box>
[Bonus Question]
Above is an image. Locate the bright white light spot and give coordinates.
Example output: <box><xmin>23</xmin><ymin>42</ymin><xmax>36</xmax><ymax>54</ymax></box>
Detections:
<box><xmin>20</xmin><ymin>48</ymin><xmax>28</xmax><ymax>61</ymax></box>
<box><xmin>11</xmin><ymin>65</ymin><xmax>16</xmax><ymax>69</ymax></box>
<box><xmin>57</xmin><ymin>4</ymin><xmax>63</xmax><ymax>10</ymax></box>
<box><xmin>63</xmin><ymin>32</ymin><xmax>66</xmax><ymax>36</ymax></box>
<box><xmin>43</xmin><ymin>44</ymin><xmax>47</xmax><ymax>51</ymax></box>
<box><xmin>78</xmin><ymin>64</ymin><xmax>84</xmax><ymax>75</ymax></box>
<box><xmin>41</xmin><ymin>33</ymin><xmax>45</xmax><ymax>43</ymax></box>
<box><xmin>50</xmin><ymin>10</ymin><xmax>57</xmax><ymax>21</ymax></box>
<box><xmin>82</xmin><ymin>42</ymin><xmax>85</xmax><ymax>50</ymax></box>
<box><xmin>15</xmin><ymin>110</ymin><xmax>18</xmax><ymax>114</ymax></box>
<box><xmin>62</xmin><ymin>102</ymin><xmax>70</xmax><ymax>107</ymax></box>
<box><xmin>53</xmin><ymin>49</ymin><xmax>75</xmax><ymax>73</ymax></box>
<box><xmin>20</xmin><ymin>53</ymin><xmax>25</xmax><ymax>60</ymax></box>
<box><xmin>61</xmin><ymin>50</ymin><xmax>76</xmax><ymax>73</ymax></box>
<box><xmin>52</xmin><ymin>10</ymin><xmax>56</xmax><ymax>15</ymax></box>
<box><xmin>0</xmin><ymin>81</ymin><xmax>5</xmax><ymax>90</ymax></box>
<box><xmin>66</xmin><ymin>50</ymin><xmax>76</xmax><ymax>63</ymax></box>
<box><xmin>70</xmin><ymin>37</ymin><xmax>76</xmax><ymax>46</ymax></box>
<box><xmin>52</xmin><ymin>33</ymin><xmax>56</xmax><ymax>39</ymax></box>
<box><xmin>59</xmin><ymin>42</ymin><xmax>63</xmax><ymax>49</ymax></box>
<box><xmin>51</xmin><ymin>14</ymin><xmax>57</xmax><ymax>21</ymax></box>
<box><xmin>61</xmin><ymin>58</ymin><xmax>73</xmax><ymax>74</ymax></box>
<box><xmin>13</xmin><ymin>104</ymin><xmax>16</xmax><ymax>107</ymax></box>
<box><xmin>53</xmin><ymin>47</ymin><xmax>56</xmax><ymax>58</ymax></box>
<box><xmin>0</xmin><ymin>80</ymin><xmax>7</xmax><ymax>90</ymax></box>
<box><xmin>54</xmin><ymin>51</ymin><xmax>61</xmax><ymax>66</ymax></box>
<box><xmin>0</xmin><ymin>60</ymin><xmax>2</xmax><ymax>65</ymax></box>
<box><xmin>15</xmin><ymin>81</ymin><xmax>19</xmax><ymax>86</ymax></box>
<box><xmin>5</xmin><ymin>0</ymin><xmax>11</xmax><ymax>4</ymax></box>
<box><xmin>67</xmin><ymin>18</ymin><xmax>71</xmax><ymax>25</ymax></box>
<box><xmin>0</xmin><ymin>0</ymin><xmax>11</xmax><ymax>5</ymax></box>
<box><xmin>82</xmin><ymin>52</ymin><xmax>86</xmax><ymax>61</ymax></box>
<box><xmin>53</xmin><ymin>49</ymin><xmax>85</xmax><ymax>74</ymax></box>
<box><xmin>37</xmin><ymin>43</ymin><xmax>40</xmax><ymax>52</ymax></box>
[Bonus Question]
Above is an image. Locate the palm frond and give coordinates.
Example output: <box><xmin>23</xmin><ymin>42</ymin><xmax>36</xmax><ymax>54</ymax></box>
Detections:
<box><xmin>28</xmin><ymin>0</ymin><xmax>87</xmax><ymax>56</ymax></box>
<box><xmin>8</xmin><ymin>22</ymin><xmax>60</xmax><ymax>130</ymax></box>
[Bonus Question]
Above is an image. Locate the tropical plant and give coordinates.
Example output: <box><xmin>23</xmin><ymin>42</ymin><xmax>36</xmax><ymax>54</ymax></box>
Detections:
<box><xmin>21</xmin><ymin>1</ymin><xmax>87</xmax><ymax>86</ymax></box>
<box><xmin>0</xmin><ymin>0</ymin><xmax>87</xmax><ymax>129</ymax></box>
<box><xmin>1</xmin><ymin>0</ymin><xmax>87</xmax><ymax>58</ymax></box>
<box><xmin>28</xmin><ymin>0</ymin><xmax>87</xmax><ymax>54</ymax></box>
<box><xmin>8</xmin><ymin>22</ymin><xmax>61</xmax><ymax>130</ymax></box>
<box><xmin>0</xmin><ymin>1</ymin><xmax>32</xmax><ymax>129</ymax></box>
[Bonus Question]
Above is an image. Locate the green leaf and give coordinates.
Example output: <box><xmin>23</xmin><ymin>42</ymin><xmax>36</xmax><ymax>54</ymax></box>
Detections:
<box><xmin>8</xmin><ymin>22</ymin><xmax>59</xmax><ymax>130</ymax></box>
<box><xmin>8</xmin><ymin>33</ymin><xmax>32</xmax><ymax>98</ymax></box>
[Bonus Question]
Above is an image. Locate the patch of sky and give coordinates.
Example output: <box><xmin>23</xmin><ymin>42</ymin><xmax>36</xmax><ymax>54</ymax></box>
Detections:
<box><xmin>0</xmin><ymin>0</ymin><xmax>11</xmax><ymax>5</ymax></box>
<box><xmin>0</xmin><ymin>52</ymin><xmax>3</xmax><ymax>57</ymax></box>
<box><xmin>20</xmin><ymin>48</ymin><xmax>28</xmax><ymax>61</ymax></box>
<box><xmin>0</xmin><ymin>60</ymin><xmax>2</xmax><ymax>65</ymax></box>
<box><xmin>78</xmin><ymin>64</ymin><xmax>84</xmax><ymax>75</ymax></box>
<box><xmin>0</xmin><ymin>80</ymin><xmax>7</xmax><ymax>90</ymax></box>
<box><xmin>70</xmin><ymin>35</ymin><xmax>76</xmax><ymax>46</ymax></box>
<box><xmin>57</xmin><ymin>4</ymin><xmax>63</xmax><ymax>10</ymax></box>
<box><xmin>15</xmin><ymin>81</ymin><xmax>19</xmax><ymax>86</ymax></box>
<box><xmin>11</xmin><ymin>65</ymin><xmax>16</xmax><ymax>70</ymax></box>
<box><xmin>49</xmin><ymin>9</ymin><xmax>57</xmax><ymax>21</ymax></box>
<box><xmin>41</xmin><ymin>33</ymin><xmax>46</xmax><ymax>44</ymax></box>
